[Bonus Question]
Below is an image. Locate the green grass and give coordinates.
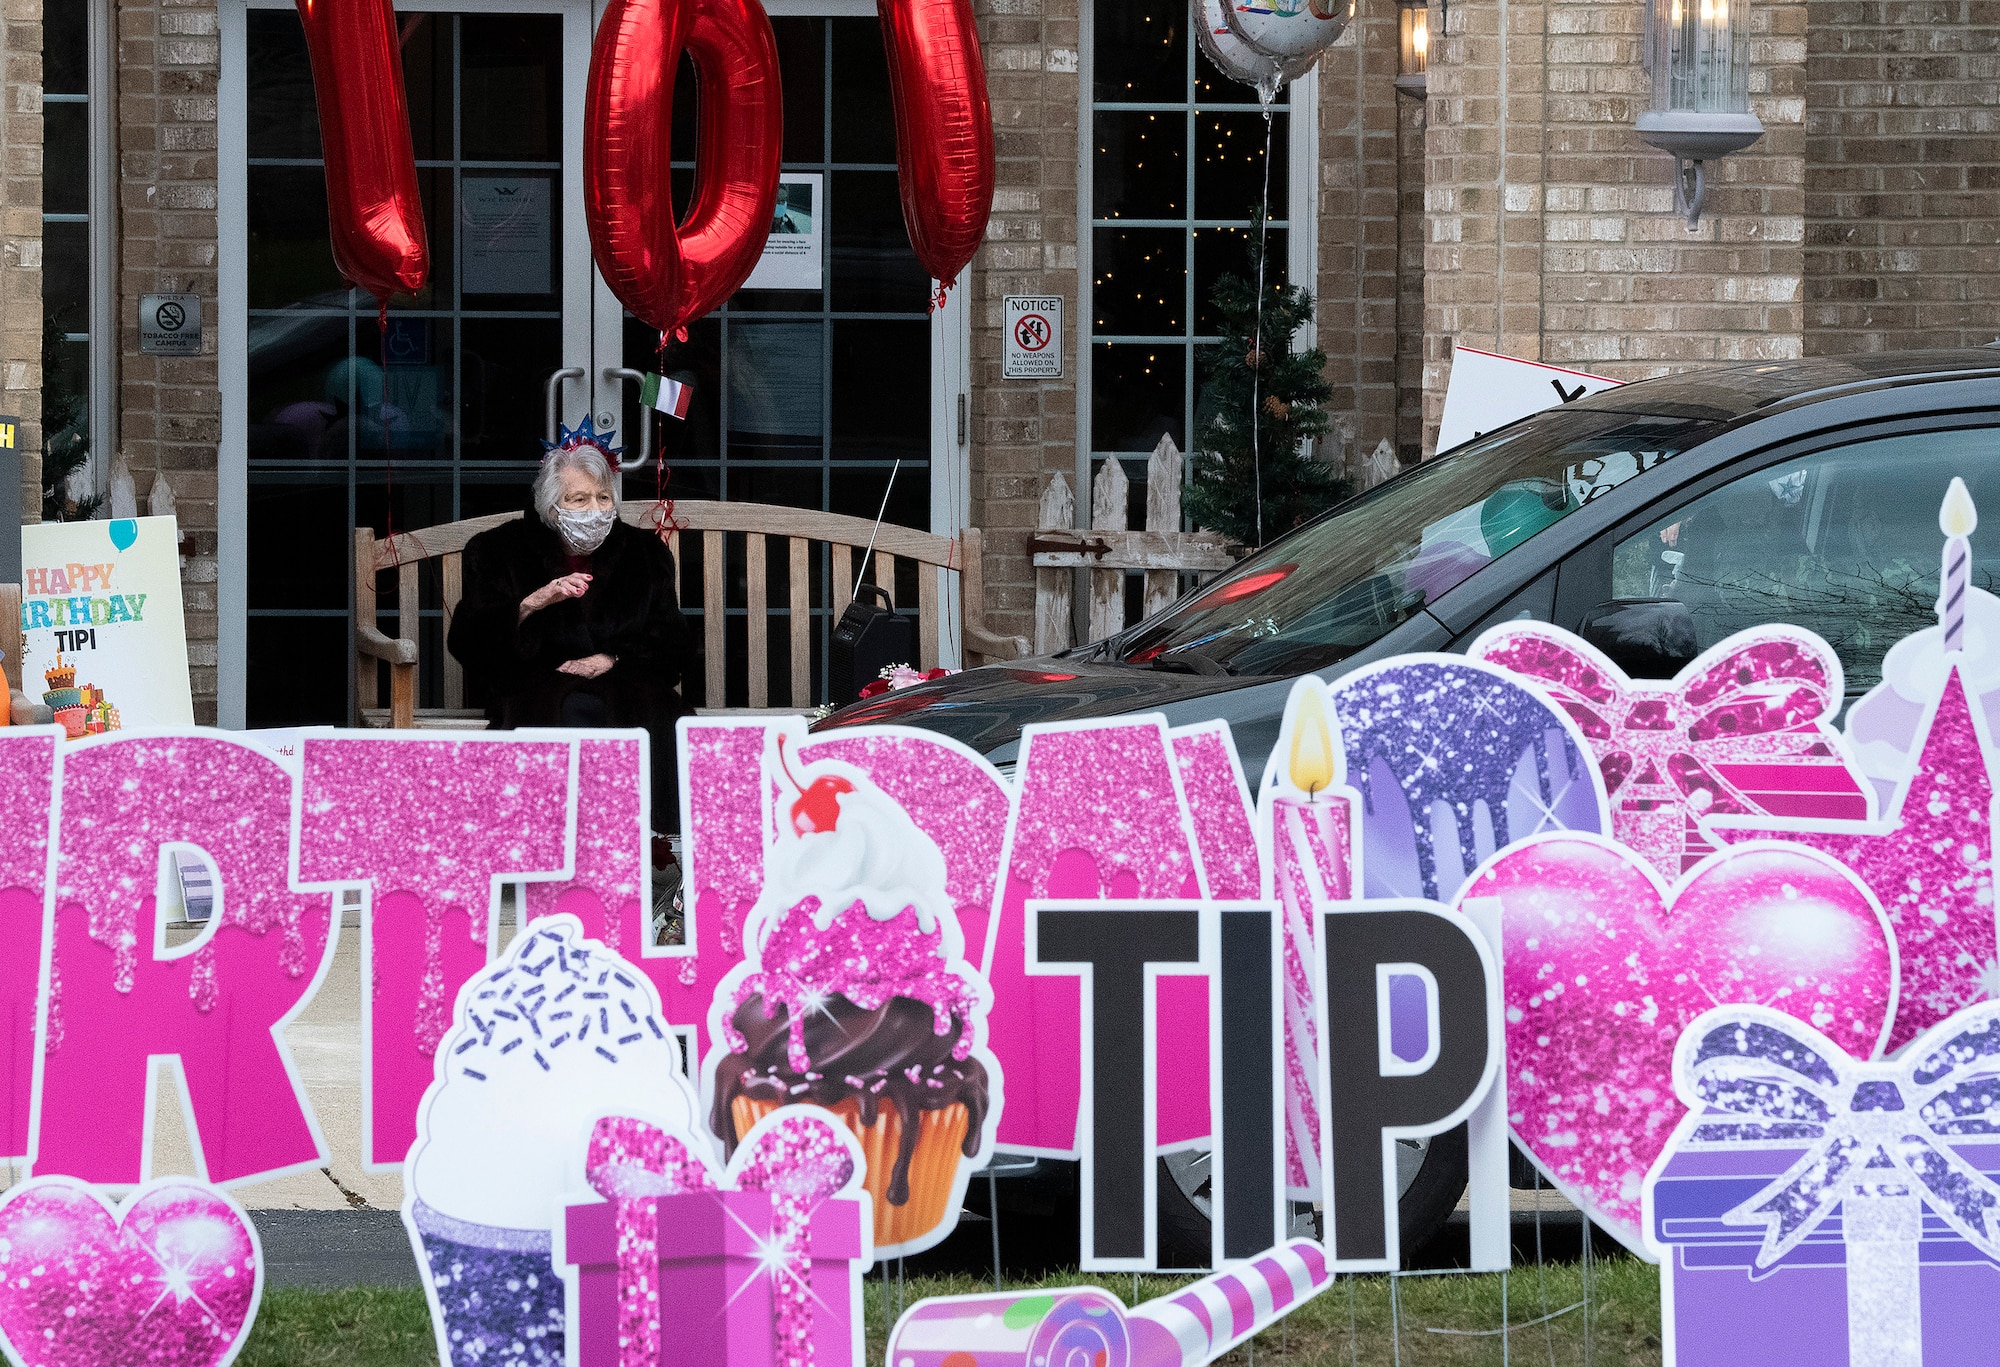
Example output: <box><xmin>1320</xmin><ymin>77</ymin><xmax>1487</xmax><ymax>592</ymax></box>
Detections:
<box><xmin>225</xmin><ymin>1261</ymin><xmax>1664</xmax><ymax>1366</ymax></box>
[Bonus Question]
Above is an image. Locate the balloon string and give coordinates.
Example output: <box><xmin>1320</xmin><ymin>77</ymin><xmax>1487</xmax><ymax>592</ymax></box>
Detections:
<box><xmin>378</xmin><ymin>298</ymin><xmax>400</xmax><ymax>558</ymax></box>
<box><xmin>1250</xmin><ymin>108</ymin><xmax>1274</xmax><ymax>549</ymax></box>
<box><xmin>931</xmin><ymin>277</ymin><xmax>953</xmax><ymax>314</ymax></box>
<box><xmin>650</xmin><ymin>331</ymin><xmax>682</xmax><ymax>540</ymax></box>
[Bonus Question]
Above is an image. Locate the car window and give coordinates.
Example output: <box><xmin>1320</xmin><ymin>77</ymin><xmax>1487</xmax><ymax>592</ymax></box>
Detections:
<box><xmin>1112</xmin><ymin>409</ymin><xmax>1719</xmax><ymax>677</ymax></box>
<box><xmin>1611</xmin><ymin>428</ymin><xmax>2000</xmax><ymax>694</ymax></box>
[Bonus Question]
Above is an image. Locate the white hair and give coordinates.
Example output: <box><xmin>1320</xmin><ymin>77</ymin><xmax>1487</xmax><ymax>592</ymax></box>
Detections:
<box><xmin>533</xmin><ymin>447</ymin><xmax>615</xmax><ymax>527</ymax></box>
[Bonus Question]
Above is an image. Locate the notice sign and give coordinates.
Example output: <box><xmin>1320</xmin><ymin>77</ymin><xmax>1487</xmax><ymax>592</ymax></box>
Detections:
<box><xmin>462</xmin><ymin>175</ymin><xmax>553</xmax><ymax>295</ymax></box>
<box><xmin>138</xmin><ymin>294</ymin><xmax>202</xmax><ymax>357</ymax></box>
<box><xmin>1434</xmin><ymin>344</ymin><xmax>1620</xmax><ymax>454</ymax></box>
<box><xmin>1003</xmin><ymin>295</ymin><xmax>1063</xmax><ymax>379</ymax></box>
<box><xmin>19</xmin><ymin>515</ymin><xmax>194</xmax><ymax>736</ymax></box>
<box><xmin>744</xmin><ymin>172</ymin><xmax>823</xmax><ymax>290</ymax></box>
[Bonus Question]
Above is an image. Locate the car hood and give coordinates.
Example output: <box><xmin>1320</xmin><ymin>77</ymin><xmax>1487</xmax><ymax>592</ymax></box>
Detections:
<box><xmin>810</xmin><ymin>656</ymin><xmax>1263</xmax><ymax>759</ymax></box>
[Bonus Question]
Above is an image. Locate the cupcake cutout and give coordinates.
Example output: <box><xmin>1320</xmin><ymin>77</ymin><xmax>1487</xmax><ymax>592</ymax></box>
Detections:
<box><xmin>702</xmin><ymin>736</ymin><xmax>1004</xmax><ymax>1258</ymax></box>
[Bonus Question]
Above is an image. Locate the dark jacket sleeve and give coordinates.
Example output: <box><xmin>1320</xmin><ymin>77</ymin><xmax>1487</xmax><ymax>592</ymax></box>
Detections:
<box><xmin>603</xmin><ymin>531</ymin><xmax>690</xmax><ymax>691</ymax></box>
<box><xmin>448</xmin><ymin>527</ymin><xmax>546</xmax><ymax>683</ymax></box>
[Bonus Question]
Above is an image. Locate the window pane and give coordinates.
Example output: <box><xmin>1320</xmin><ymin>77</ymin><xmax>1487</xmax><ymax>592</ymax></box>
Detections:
<box><xmin>249</xmin><ymin>482</ymin><xmax>349</xmax><ymax>610</ymax></box>
<box><xmin>1094</xmin><ymin>227</ymin><xmax>1186</xmax><ymax>336</ymax></box>
<box><xmin>42</xmin><ymin>103</ymin><xmax>89</xmax><ymax>216</ymax></box>
<box><xmin>459</xmin><ymin>474</ymin><xmax>536</xmax><ymax>520</ymax></box>
<box><xmin>829</xmin><ymin>18</ymin><xmax>896</xmax><ymax>165</ymax></box>
<box><xmin>247</xmin><ymin>167</ymin><xmax>343</xmax><ymax>310</ymax></box>
<box><xmin>459</xmin><ymin>15</ymin><xmax>562</xmax><ymax>161</ymax></box>
<box><xmin>248</xmin><ymin>315</ymin><xmax>350</xmax><ymax>465</ymax></box>
<box><xmin>1194</xmin><ymin>59</ymin><xmax>1290</xmax><ymax>106</ymax></box>
<box><xmin>1194</xmin><ymin>110</ymin><xmax>1289</xmax><ymax>221</ymax></box>
<box><xmin>246</xmin><ymin>616</ymin><xmax>349</xmax><ymax>727</ymax></box>
<box><xmin>638</xmin><ymin>315</ymin><xmax>723</xmax><ymax>468</ymax></box>
<box><xmin>460</xmin><ymin>318</ymin><xmax>562</xmax><ymax>464</ymax></box>
<box><xmin>728</xmin><ymin>322</ymin><xmax>825</xmax><ymax>456</ymax></box>
<box><xmin>1610</xmin><ymin>430</ymin><xmax>2000</xmax><ymax>695</ymax></box>
<box><xmin>358</xmin><ymin>315</ymin><xmax>456</xmax><ymax>464</ymax></box>
<box><xmin>401</xmin><ymin>14</ymin><xmax>449</xmax><ymax>162</ymax></box>
<box><xmin>1194</xmin><ymin>226</ymin><xmax>1287</xmax><ymax>335</ymax></box>
<box><xmin>828</xmin><ymin>170</ymin><xmax>928</xmax><ymax>311</ymax></box>
<box><xmin>41</xmin><ymin>220</ymin><xmax>88</xmax><ymax>327</ymax></box>
<box><xmin>458</xmin><ymin>169</ymin><xmax>560</xmax><ymax>306</ymax></box>
<box><xmin>43</xmin><ymin>1</ymin><xmax>87</xmax><ymax>95</ymax></box>
<box><xmin>355</xmin><ymin>474</ymin><xmax>457</xmax><ymax>538</ymax></box>
<box><xmin>1093</xmin><ymin>111</ymin><xmax>1186</xmax><ymax>219</ymax></box>
<box><xmin>1093</xmin><ymin>0</ymin><xmax>1186</xmax><ymax>102</ymax></box>
<box><xmin>1092</xmin><ymin>342</ymin><xmax>1185</xmax><ymax>454</ymax></box>
<box><xmin>831</xmin><ymin>321</ymin><xmax>927</xmax><ymax>460</ymax></box>
<box><xmin>247</xmin><ymin>11</ymin><xmax>320</xmax><ymax>159</ymax></box>
<box><xmin>775</xmin><ymin>17</ymin><xmax>827</xmax><ymax>163</ymax></box>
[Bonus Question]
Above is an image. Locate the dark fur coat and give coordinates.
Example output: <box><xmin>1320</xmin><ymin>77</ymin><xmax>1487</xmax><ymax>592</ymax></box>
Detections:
<box><xmin>447</xmin><ymin>509</ymin><xmax>690</xmax><ymax>829</ymax></box>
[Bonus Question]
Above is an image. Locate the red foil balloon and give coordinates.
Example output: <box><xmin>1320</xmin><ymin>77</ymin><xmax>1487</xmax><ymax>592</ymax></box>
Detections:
<box><xmin>878</xmin><ymin>0</ymin><xmax>995</xmax><ymax>299</ymax></box>
<box><xmin>585</xmin><ymin>0</ymin><xmax>782</xmax><ymax>336</ymax></box>
<box><xmin>294</xmin><ymin>0</ymin><xmax>429</xmax><ymax>307</ymax></box>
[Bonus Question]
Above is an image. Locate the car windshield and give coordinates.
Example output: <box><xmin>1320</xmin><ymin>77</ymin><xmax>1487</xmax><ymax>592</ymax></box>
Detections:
<box><xmin>1114</xmin><ymin>408</ymin><xmax>1720</xmax><ymax>676</ymax></box>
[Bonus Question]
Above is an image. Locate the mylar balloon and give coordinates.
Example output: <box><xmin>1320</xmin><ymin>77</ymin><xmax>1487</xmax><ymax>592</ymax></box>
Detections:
<box><xmin>878</xmin><ymin>0</ymin><xmax>995</xmax><ymax>300</ymax></box>
<box><xmin>584</xmin><ymin>0</ymin><xmax>782</xmax><ymax>336</ymax></box>
<box><xmin>294</xmin><ymin>0</ymin><xmax>429</xmax><ymax>309</ymax></box>
<box><xmin>1225</xmin><ymin>0</ymin><xmax>1351</xmax><ymax>63</ymax></box>
<box><xmin>1194</xmin><ymin>0</ymin><xmax>1317</xmax><ymax>102</ymax></box>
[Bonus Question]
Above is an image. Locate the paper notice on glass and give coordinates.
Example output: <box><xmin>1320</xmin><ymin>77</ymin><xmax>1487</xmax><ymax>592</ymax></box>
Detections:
<box><xmin>462</xmin><ymin>175</ymin><xmax>552</xmax><ymax>295</ymax></box>
<box><xmin>743</xmin><ymin>173</ymin><xmax>823</xmax><ymax>290</ymax></box>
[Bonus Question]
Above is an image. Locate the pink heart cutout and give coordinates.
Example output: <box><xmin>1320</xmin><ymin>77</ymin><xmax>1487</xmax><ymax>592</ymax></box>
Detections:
<box><xmin>1457</xmin><ymin>835</ymin><xmax>1896</xmax><ymax>1253</ymax></box>
<box><xmin>0</xmin><ymin>1177</ymin><xmax>262</xmax><ymax>1367</ymax></box>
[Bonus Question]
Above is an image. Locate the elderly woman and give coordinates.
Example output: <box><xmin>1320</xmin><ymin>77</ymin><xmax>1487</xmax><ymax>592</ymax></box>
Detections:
<box><xmin>448</xmin><ymin>437</ymin><xmax>690</xmax><ymax>831</ymax></box>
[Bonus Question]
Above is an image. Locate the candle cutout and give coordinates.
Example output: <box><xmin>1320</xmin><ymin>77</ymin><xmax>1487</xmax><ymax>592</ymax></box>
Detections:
<box><xmin>1940</xmin><ymin>476</ymin><xmax>1978</xmax><ymax>655</ymax></box>
<box><xmin>1260</xmin><ymin>678</ymin><xmax>1361</xmax><ymax>1200</ymax></box>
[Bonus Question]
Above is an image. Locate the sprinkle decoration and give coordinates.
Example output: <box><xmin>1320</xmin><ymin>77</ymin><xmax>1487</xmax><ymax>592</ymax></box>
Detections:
<box><xmin>1714</xmin><ymin>666</ymin><xmax>1999</xmax><ymax>1054</ymax></box>
<box><xmin>1475</xmin><ymin>623</ymin><xmax>1871</xmax><ymax>880</ymax></box>
<box><xmin>1170</xmin><ymin>723</ymin><xmax>1261</xmax><ymax>902</ymax></box>
<box><xmin>525</xmin><ymin>739</ymin><xmax>647</xmax><ymax>957</ymax></box>
<box><xmin>1328</xmin><ymin>658</ymin><xmax>1604</xmax><ymax>903</ymax></box>
<box><xmin>1459</xmin><ymin>834</ymin><xmax>1897</xmax><ymax>1253</ymax></box>
<box><xmin>0</xmin><ymin>731</ymin><xmax>56</xmax><ymax>1157</ymax></box>
<box><xmin>0</xmin><ymin>1176</ymin><xmax>262</xmax><ymax>1367</ymax></box>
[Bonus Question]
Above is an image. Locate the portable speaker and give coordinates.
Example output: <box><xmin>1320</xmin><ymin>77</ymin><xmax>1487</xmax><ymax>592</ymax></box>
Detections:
<box><xmin>830</xmin><ymin>584</ymin><xmax>918</xmax><ymax>705</ymax></box>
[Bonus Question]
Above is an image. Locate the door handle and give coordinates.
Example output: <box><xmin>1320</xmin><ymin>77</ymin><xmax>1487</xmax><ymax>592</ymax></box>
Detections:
<box><xmin>602</xmin><ymin>367</ymin><xmax>654</xmax><ymax>473</ymax></box>
<box><xmin>544</xmin><ymin>366</ymin><xmax>586</xmax><ymax>444</ymax></box>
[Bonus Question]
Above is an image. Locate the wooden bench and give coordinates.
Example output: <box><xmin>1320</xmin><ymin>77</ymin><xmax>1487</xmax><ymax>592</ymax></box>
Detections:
<box><xmin>353</xmin><ymin>501</ymin><xmax>1030</xmax><ymax>729</ymax></box>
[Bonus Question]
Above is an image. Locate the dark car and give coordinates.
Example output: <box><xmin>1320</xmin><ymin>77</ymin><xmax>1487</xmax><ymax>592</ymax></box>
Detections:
<box><xmin>823</xmin><ymin>349</ymin><xmax>2000</xmax><ymax>1265</ymax></box>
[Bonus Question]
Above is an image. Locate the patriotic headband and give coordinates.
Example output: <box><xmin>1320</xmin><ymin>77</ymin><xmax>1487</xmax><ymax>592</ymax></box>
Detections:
<box><xmin>541</xmin><ymin>414</ymin><xmax>625</xmax><ymax>463</ymax></box>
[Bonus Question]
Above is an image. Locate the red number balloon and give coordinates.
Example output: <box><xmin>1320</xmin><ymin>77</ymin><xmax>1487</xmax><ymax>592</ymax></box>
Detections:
<box><xmin>878</xmin><ymin>0</ymin><xmax>995</xmax><ymax>300</ymax></box>
<box><xmin>584</xmin><ymin>0</ymin><xmax>783</xmax><ymax>337</ymax></box>
<box><xmin>293</xmin><ymin>0</ymin><xmax>430</xmax><ymax>309</ymax></box>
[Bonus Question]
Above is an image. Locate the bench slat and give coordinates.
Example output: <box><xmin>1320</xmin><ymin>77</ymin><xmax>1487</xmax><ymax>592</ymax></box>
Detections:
<box><xmin>354</xmin><ymin>529</ymin><xmax>377</xmax><ymax>722</ymax></box>
<box><xmin>876</xmin><ymin>552</ymin><xmax>896</xmax><ymax>607</ymax></box>
<box><xmin>746</xmin><ymin>532</ymin><xmax>768</xmax><ymax>709</ymax></box>
<box><xmin>789</xmin><ymin>537</ymin><xmax>810</xmax><ymax>707</ymax></box>
<box><xmin>833</xmin><ymin>545</ymin><xmax>853</xmax><ymax>623</ymax></box>
<box><xmin>704</xmin><ymin>530</ymin><xmax>725</xmax><ymax>709</ymax></box>
<box><xmin>918</xmin><ymin>566</ymin><xmax>939</xmax><ymax>672</ymax></box>
<box><xmin>399</xmin><ymin>562</ymin><xmax>420</xmax><ymax>703</ymax></box>
<box><xmin>667</xmin><ymin>528</ymin><xmax>682</xmax><ymax>601</ymax></box>
<box><xmin>442</xmin><ymin>553</ymin><xmax>464</xmax><ymax>709</ymax></box>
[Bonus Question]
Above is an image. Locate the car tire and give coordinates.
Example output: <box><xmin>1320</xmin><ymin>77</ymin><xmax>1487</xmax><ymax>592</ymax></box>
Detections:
<box><xmin>1156</xmin><ymin>1154</ymin><xmax>1213</xmax><ymax>1268</ymax></box>
<box><xmin>1396</xmin><ymin>1123</ymin><xmax>1468</xmax><ymax>1260</ymax></box>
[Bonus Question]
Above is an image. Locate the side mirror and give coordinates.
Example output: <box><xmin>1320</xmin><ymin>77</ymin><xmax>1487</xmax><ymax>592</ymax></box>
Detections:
<box><xmin>1577</xmin><ymin>598</ymin><xmax>1698</xmax><ymax>679</ymax></box>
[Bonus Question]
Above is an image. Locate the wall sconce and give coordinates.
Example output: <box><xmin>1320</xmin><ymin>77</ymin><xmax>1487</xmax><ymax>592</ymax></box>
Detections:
<box><xmin>1396</xmin><ymin>0</ymin><xmax>1428</xmax><ymax>97</ymax></box>
<box><xmin>1637</xmin><ymin>0</ymin><xmax>1761</xmax><ymax>225</ymax></box>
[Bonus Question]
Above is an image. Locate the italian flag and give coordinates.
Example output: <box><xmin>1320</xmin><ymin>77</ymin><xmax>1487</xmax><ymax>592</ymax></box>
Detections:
<box><xmin>639</xmin><ymin>372</ymin><xmax>692</xmax><ymax>420</ymax></box>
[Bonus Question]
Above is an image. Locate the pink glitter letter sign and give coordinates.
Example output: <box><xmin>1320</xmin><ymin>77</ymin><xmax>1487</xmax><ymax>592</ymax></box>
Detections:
<box><xmin>37</xmin><ymin>734</ymin><xmax>336</xmax><ymax>1185</ymax></box>
<box><xmin>988</xmin><ymin>718</ymin><xmax>1206</xmax><ymax>1154</ymax></box>
<box><xmin>296</xmin><ymin>734</ymin><xmax>577</xmax><ymax>1168</ymax></box>
<box><xmin>0</xmin><ymin>729</ymin><xmax>57</xmax><ymax>1160</ymax></box>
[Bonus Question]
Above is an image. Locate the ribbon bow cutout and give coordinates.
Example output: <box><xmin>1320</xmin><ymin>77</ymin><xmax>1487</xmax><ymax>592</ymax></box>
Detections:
<box><xmin>1476</xmin><ymin>623</ymin><xmax>1859</xmax><ymax>876</ymax></box>
<box><xmin>1673</xmin><ymin>1002</ymin><xmax>2000</xmax><ymax>1268</ymax></box>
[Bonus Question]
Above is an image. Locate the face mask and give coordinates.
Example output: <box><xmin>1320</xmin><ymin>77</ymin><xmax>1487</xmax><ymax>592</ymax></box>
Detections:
<box><xmin>554</xmin><ymin>506</ymin><xmax>615</xmax><ymax>554</ymax></box>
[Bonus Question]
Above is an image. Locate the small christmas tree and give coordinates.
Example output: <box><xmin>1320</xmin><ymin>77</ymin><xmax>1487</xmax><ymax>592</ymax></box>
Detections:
<box><xmin>40</xmin><ymin>306</ymin><xmax>101</xmax><ymax>523</ymax></box>
<box><xmin>1186</xmin><ymin>223</ymin><xmax>1344</xmax><ymax>546</ymax></box>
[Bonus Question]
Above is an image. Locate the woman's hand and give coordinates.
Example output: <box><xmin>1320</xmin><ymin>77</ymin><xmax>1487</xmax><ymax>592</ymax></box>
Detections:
<box><xmin>557</xmin><ymin>653</ymin><xmax>616</xmax><ymax>679</ymax></box>
<box><xmin>519</xmin><ymin>572</ymin><xmax>592</xmax><ymax>621</ymax></box>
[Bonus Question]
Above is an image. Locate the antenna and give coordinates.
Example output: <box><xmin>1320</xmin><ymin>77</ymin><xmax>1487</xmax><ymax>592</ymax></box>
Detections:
<box><xmin>853</xmin><ymin>458</ymin><xmax>902</xmax><ymax>600</ymax></box>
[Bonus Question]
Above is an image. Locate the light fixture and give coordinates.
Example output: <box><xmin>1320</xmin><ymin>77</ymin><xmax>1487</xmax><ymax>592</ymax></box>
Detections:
<box><xmin>1637</xmin><ymin>0</ymin><xmax>1761</xmax><ymax>224</ymax></box>
<box><xmin>1396</xmin><ymin>0</ymin><xmax>1428</xmax><ymax>97</ymax></box>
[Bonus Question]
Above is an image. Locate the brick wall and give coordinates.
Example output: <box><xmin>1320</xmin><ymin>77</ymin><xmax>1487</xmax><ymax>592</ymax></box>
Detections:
<box><xmin>2</xmin><ymin>0</ymin><xmax>42</xmax><ymax>522</ymax></box>
<box><xmin>1804</xmin><ymin>0</ymin><xmax>2000</xmax><ymax>353</ymax></box>
<box><xmin>1396</xmin><ymin>90</ymin><xmax>1425</xmax><ymax>463</ymax></box>
<box><xmin>968</xmin><ymin>0</ymin><xmax>1080</xmax><ymax>647</ymax></box>
<box><xmin>1315</xmin><ymin>21</ymin><xmax>1404</xmax><ymax>476</ymax></box>
<box><xmin>116</xmin><ymin>0</ymin><xmax>219</xmax><ymax>721</ymax></box>
<box><xmin>1423</xmin><ymin>0</ymin><xmax>1807</xmax><ymax>451</ymax></box>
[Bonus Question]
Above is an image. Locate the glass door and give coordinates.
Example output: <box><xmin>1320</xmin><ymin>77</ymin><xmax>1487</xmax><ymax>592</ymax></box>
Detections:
<box><xmin>229</xmin><ymin>0</ymin><xmax>601</xmax><ymax>726</ymax></box>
